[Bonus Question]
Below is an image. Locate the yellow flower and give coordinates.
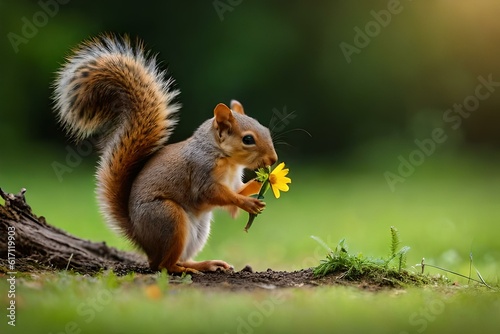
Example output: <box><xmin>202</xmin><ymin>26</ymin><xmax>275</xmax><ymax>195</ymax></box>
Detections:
<box><xmin>269</xmin><ymin>162</ymin><xmax>291</xmax><ymax>199</ymax></box>
<box><xmin>244</xmin><ymin>162</ymin><xmax>292</xmax><ymax>232</ymax></box>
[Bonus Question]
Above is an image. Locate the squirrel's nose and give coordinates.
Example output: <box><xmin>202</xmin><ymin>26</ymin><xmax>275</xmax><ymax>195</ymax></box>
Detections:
<box><xmin>266</xmin><ymin>152</ymin><xmax>278</xmax><ymax>167</ymax></box>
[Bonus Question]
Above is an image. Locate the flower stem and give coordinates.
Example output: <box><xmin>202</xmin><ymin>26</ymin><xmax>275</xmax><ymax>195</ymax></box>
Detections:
<box><xmin>244</xmin><ymin>178</ymin><xmax>269</xmax><ymax>232</ymax></box>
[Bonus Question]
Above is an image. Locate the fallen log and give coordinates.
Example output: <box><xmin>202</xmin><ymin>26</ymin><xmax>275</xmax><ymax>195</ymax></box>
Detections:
<box><xmin>0</xmin><ymin>188</ymin><xmax>148</xmax><ymax>274</ymax></box>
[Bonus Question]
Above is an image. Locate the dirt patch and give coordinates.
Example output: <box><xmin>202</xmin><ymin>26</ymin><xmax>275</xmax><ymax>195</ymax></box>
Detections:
<box><xmin>191</xmin><ymin>267</ymin><xmax>318</xmax><ymax>290</ymax></box>
<box><xmin>0</xmin><ymin>258</ymin><xmax>393</xmax><ymax>291</ymax></box>
<box><xmin>188</xmin><ymin>267</ymin><xmax>387</xmax><ymax>291</ymax></box>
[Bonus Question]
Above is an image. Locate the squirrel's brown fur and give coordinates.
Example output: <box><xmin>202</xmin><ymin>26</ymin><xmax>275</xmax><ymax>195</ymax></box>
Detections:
<box><xmin>54</xmin><ymin>34</ymin><xmax>277</xmax><ymax>273</ymax></box>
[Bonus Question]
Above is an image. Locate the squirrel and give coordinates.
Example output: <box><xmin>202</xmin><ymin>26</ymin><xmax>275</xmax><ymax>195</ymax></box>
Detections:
<box><xmin>53</xmin><ymin>34</ymin><xmax>278</xmax><ymax>273</ymax></box>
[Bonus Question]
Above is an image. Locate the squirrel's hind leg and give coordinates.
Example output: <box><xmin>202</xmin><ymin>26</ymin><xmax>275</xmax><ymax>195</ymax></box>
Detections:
<box><xmin>130</xmin><ymin>199</ymin><xmax>189</xmax><ymax>272</ymax></box>
<box><xmin>131</xmin><ymin>199</ymin><xmax>232</xmax><ymax>273</ymax></box>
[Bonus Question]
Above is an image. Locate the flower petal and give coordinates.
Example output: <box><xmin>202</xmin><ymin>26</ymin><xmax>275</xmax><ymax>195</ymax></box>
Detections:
<box><xmin>271</xmin><ymin>162</ymin><xmax>285</xmax><ymax>174</ymax></box>
<box><xmin>271</xmin><ymin>184</ymin><xmax>281</xmax><ymax>198</ymax></box>
<box><xmin>274</xmin><ymin>169</ymin><xmax>289</xmax><ymax>178</ymax></box>
<box><xmin>276</xmin><ymin>183</ymin><xmax>289</xmax><ymax>192</ymax></box>
<box><xmin>267</xmin><ymin>162</ymin><xmax>292</xmax><ymax>199</ymax></box>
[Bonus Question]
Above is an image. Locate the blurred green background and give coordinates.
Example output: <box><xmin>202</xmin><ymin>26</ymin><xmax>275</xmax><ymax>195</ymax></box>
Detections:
<box><xmin>1</xmin><ymin>1</ymin><xmax>499</xmax><ymax>279</ymax></box>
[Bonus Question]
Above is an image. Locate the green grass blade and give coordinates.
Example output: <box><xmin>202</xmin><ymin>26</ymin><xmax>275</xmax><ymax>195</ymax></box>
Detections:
<box><xmin>310</xmin><ymin>235</ymin><xmax>333</xmax><ymax>253</ymax></box>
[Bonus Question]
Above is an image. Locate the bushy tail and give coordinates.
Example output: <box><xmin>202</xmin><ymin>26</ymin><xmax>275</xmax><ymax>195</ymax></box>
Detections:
<box><xmin>53</xmin><ymin>34</ymin><xmax>179</xmax><ymax>239</ymax></box>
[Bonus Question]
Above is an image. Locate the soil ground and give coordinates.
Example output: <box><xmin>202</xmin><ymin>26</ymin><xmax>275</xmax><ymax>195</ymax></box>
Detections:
<box><xmin>1</xmin><ymin>257</ymin><xmax>394</xmax><ymax>292</ymax></box>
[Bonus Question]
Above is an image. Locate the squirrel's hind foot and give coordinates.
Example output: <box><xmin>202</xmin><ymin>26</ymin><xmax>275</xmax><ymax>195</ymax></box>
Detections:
<box><xmin>178</xmin><ymin>260</ymin><xmax>233</xmax><ymax>273</ymax></box>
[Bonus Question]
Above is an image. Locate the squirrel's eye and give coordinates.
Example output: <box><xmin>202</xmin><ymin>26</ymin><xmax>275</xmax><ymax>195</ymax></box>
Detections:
<box><xmin>242</xmin><ymin>134</ymin><xmax>255</xmax><ymax>145</ymax></box>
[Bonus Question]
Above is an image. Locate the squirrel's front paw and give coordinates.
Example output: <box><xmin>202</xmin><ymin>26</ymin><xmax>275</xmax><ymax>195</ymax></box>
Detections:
<box><xmin>241</xmin><ymin>196</ymin><xmax>265</xmax><ymax>215</ymax></box>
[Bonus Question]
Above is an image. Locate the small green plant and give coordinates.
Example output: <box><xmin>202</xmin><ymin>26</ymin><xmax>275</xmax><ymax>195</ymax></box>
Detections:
<box><xmin>386</xmin><ymin>226</ymin><xmax>410</xmax><ymax>272</ymax></box>
<box><xmin>313</xmin><ymin>227</ymin><xmax>497</xmax><ymax>289</ymax></box>
<box><xmin>417</xmin><ymin>254</ymin><xmax>495</xmax><ymax>290</ymax></box>
<box><xmin>312</xmin><ymin>227</ymin><xmax>431</xmax><ymax>287</ymax></box>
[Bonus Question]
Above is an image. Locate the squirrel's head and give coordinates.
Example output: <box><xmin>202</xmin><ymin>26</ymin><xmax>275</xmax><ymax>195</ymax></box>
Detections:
<box><xmin>213</xmin><ymin>101</ymin><xmax>277</xmax><ymax>170</ymax></box>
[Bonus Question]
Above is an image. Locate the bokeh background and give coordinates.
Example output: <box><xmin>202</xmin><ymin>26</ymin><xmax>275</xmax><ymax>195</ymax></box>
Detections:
<box><xmin>1</xmin><ymin>1</ymin><xmax>499</xmax><ymax>279</ymax></box>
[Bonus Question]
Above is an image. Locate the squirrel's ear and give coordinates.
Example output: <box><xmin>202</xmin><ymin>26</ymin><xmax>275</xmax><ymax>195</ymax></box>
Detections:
<box><xmin>230</xmin><ymin>100</ymin><xmax>245</xmax><ymax>115</ymax></box>
<box><xmin>214</xmin><ymin>103</ymin><xmax>234</xmax><ymax>138</ymax></box>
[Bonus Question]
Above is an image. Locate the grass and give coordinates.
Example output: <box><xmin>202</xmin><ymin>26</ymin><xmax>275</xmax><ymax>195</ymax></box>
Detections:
<box><xmin>312</xmin><ymin>227</ymin><xmax>495</xmax><ymax>288</ymax></box>
<box><xmin>312</xmin><ymin>227</ymin><xmax>434</xmax><ymax>287</ymax></box>
<box><xmin>1</xmin><ymin>145</ymin><xmax>500</xmax><ymax>333</ymax></box>
<box><xmin>1</xmin><ymin>270</ymin><xmax>499</xmax><ymax>334</ymax></box>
